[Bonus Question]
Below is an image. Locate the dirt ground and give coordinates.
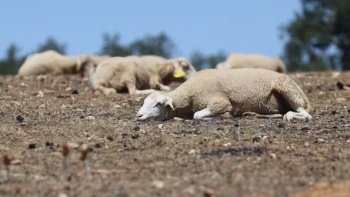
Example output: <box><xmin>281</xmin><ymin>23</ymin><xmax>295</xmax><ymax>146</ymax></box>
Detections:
<box><xmin>0</xmin><ymin>71</ymin><xmax>350</xmax><ymax>197</ymax></box>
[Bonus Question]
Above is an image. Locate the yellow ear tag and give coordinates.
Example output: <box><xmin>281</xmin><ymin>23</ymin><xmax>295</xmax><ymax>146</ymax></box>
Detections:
<box><xmin>174</xmin><ymin>68</ymin><xmax>185</xmax><ymax>78</ymax></box>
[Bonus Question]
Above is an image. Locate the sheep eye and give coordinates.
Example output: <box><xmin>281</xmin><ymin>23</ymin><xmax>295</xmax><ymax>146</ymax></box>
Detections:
<box><xmin>155</xmin><ymin>102</ymin><xmax>162</xmax><ymax>107</ymax></box>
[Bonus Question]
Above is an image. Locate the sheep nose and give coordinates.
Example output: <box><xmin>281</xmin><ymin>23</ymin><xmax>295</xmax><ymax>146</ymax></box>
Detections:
<box><xmin>136</xmin><ymin>113</ymin><xmax>143</xmax><ymax>118</ymax></box>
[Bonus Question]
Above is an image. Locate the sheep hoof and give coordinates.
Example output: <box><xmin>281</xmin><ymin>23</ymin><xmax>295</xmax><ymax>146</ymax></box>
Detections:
<box><xmin>283</xmin><ymin>111</ymin><xmax>312</xmax><ymax>122</ymax></box>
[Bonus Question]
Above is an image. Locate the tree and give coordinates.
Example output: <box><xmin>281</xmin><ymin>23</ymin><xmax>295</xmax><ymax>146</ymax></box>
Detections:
<box><xmin>0</xmin><ymin>44</ymin><xmax>24</xmax><ymax>75</ymax></box>
<box><xmin>37</xmin><ymin>37</ymin><xmax>66</xmax><ymax>54</ymax></box>
<box><xmin>129</xmin><ymin>32</ymin><xmax>175</xmax><ymax>58</ymax></box>
<box><xmin>99</xmin><ymin>33</ymin><xmax>131</xmax><ymax>56</ymax></box>
<box><xmin>281</xmin><ymin>0</ymin><xmax>350</xmax><ymax>71</ymax></box>
<box><xmin>190</xmin><ymin>50</ymin><xmax>227</xmax><ymax>70</ymax></box>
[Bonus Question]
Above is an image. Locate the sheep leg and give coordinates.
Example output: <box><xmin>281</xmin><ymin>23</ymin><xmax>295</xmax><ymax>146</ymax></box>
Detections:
<box><xmin>275</xmin><ymin>76</ymin><xmax>312</xmax><ymax>121</ymax></box>
<box><xmin>149</xmin><ymin>76</ymin><xmax>171</xmax><ymax>91</ymax></box>
<box><xmin>283</xmin><ymin>107</ymin><xmax>312</xmax><ymax>122</ymax></box>
<box><xmin>96</xmin><ymin>86</ymin><xmax>116</xmax><ymax>95</ymax></box>
<box><xmin>242</xmin><ymin>112</ymin><xmax>283</xmax><ymax>119</ymax></box>
<box><xmin>194</xmin><ymin>100</ymin><xmax>230</xmax><ymax>120</ymax></box>
<box><xmin>193</xmin><ymin>108</ymin><xmax>216</xmax><ymax>120</ymax></box>
<box><xmin>158</xmin><ymin>84</ymin><xmax>171</xmax><ymax>91</ymax></box>
<box><xmin>126</xmin><ymin>83</ymin><xmax>156</xmax><ymax>95</ymax></box>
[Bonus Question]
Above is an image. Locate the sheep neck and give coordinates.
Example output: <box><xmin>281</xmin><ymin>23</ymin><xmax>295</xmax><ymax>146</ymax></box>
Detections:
<box><xmin>164</xmin><ymin>92</ymin><xmax>191</xmax><ymax>119</ymax></box>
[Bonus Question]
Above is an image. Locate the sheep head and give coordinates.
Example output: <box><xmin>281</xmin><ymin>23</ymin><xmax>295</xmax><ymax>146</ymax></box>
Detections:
<box><xmin>172</xmin><ymin>58</ymin><xmax>196</xmax><ymax>80</ymax></box>
<box><xmin>136</xmin><ymin>92</ymin><xmax>174</xmax><ymax>121</ymax></box>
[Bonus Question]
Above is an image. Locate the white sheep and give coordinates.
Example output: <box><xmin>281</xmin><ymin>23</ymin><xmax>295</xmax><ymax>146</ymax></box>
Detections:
<box><xmin>18</xmin><ymin>50</ymin><xmax>90</xmax><ymax>76</ymax></box>
<box><xmin>136</xmin><ymin>68</ymin><xmax>312</xmax><ymax>121</ymax></box>
<box><xmin>90</xmin><ymin>56</ymin><xmax>196</xmax><ymax>95</ymax></box>
<box><xmin>216</xmin><ymin>53</ymin><xmax>287</xmax><ymax>73</ymax></box>
<box><xmin>90</xmin><ymin>56</ymin><xmax>173</xmax><ymax>95</ymax></box>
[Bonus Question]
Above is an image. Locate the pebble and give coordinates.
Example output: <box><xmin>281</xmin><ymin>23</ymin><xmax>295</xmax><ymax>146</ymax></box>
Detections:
<box><xmin>152</xmin><ymin>180</ymin><xmax>164</xmax><ymax>189</ymax></box>
<box><xmin>85</xmin><ymin>116</ymin><xmax>95</xmax><ymax>120</ymax></box>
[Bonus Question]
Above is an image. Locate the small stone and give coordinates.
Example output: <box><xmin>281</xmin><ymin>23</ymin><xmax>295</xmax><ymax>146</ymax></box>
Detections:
<box><xmin>135</xmin><ymin>97</ymin><xmax>143</xmax><ymax>102</ymax></box>
<box><xmin>188</xmin><ymin>149</ymin><xmax>197</xmax><ymax>155</ymax></box>
<box><xmin>95</xmin><ymin>143</ymin><xmax>101</xmax><ymax>148</ymax></box>
<box><xmin>316</xmin><ymin>138</ymin><xmax>325</xmax><ymax>143</ymax></box>
<box><xmin>66</xmin><ymin>142</ymin><xmax>79</xmax><ymax>149</ymax></box>
<box><xmin>304</xmin><ymin>141</ymin><xmax>310</xmax><ymax>147</ymax></box>
<box><xmin>34</xmin><ymin>91</ymin><xmax>44</xmax><ymax>98</ymax></box>
<box><xmin>152</xmin><ymin>180</ymin><xmax>164</xmax><ymax>189</ymax></box>
<box><xmin>174</xmin><ymin>130</ymin><xmax>183</xmax><ymax>135</ymax></box>
<box><xmin>61</xmin><ymin>105</ymin><xmax>67</xmax><ymax>109</ymax></box>
<box><xmin>113</xmin><ymin>105</ymin><xmax>121</xmax><ymax>108</ymax></box>
<box><xmin>106</xmin><ymin>136</ymin><xmax>114</xmax><ymax>141</ymax></box>
<box><xmin>46</xmin><ymin>141</ymin><xmax>54</xmax><ymax>147</ymax></box>
<box><xmin>223</xmin><ymin>142</ymin><xmax>232</xmax><ymax>147</ymax></box>
<box><xmin>301</xmin><ymin>127</ymin><xmax>309</xmax><ymax>131</ymax></box>
<box><xmin>336</xmin><ymin>98</ymin><xmax>346</xmax><ymax>103</ymax></box>
<box><xmin>10</xmin><ymin>159</ymin><xmax>22</xmax><ymax>165</ymax></box>
<box><xmin>58</xmin><ymin>193</ymin><xmax>68</xmax><ymax>197</ymax></box>
<box><xmin>133</xmin><ymin>126</ymin><xmax>140</xmax><ymax>131</ymax></box>
<box><xmin>71</xmin><ymin>90</ymin><xmax>79</xmax><ymax>94</ymax></box>
<box><xmin>158</xmin><ymin>124</ymin><xmax>164</xmax><ymax>129</ymax></box>
<box><xmin>85</xmin><ymin>116</ymin><xmax>95</xmax><ymax>120</ymax></box>
<box><xmin>252</xmin><ymin>137</ymin><xmax>260</xmax><ymax>143</ymax></box>
<box><xmin>201</xmin><ymin>187</ymin><xmax>216</xmax><ymax>197</ymax></box>
<box><xmin>331</xmin><ymin>110</ymin><xmax>337</xmax><ymax>115</ymax></box>
<box><xmin>37</xmin><ymin>75</ymin><xmax>47</xmax><ymax>82</ymax></box>
<box><xmin>131</xmin><ymin>134</ymin><xmax>140</xmax><ymax>139</ymax></box>
<box><xmin>16</xmin><ymin>115</ymin><xmax>24</xmax><ymax>123</ymax></box>
<box><xmin>12</xmin><ymin>101</ymin><xmax>21</xmax><ymax>106</ymax></box>
<box><xmin>269</xmin><ymin>153</ymin><xmax>277</xmax><ymax>159</ymax></box>
<box><xmin>28</xmin><ymin>143</ymin><xmax>36</xmax><ymax>149</ymax></box>
<box><xmin>174</xmin><ymin>117</ymin><xmax>183</xmax><ymax>121</ymax></box>
<box><xmin>277</xmin><ymin>123</ymin><xmax>285</xmax><ymax>128</ymax></box>
<box><xmin>65</xmin><ymin>87</ymin><xmax>72</xmax><ymax>92</ymax></box>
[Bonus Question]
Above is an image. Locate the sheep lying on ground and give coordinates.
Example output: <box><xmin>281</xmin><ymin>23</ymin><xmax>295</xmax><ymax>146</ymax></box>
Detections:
<box><xmin>90</xmin><ymin>56</ymin><xmax>173</xmax><ymax>95</ymax></box>
<box><xmin>90</xmin><ymin>56</ymin><xmax>196</xmax><ymax>95</ymax></box>
<box><xmin>136</xmin><ymin>68</ymin><xmax>311</xmax><ymax>121</ymax></box>
<box><xmin>216</xmin><ymin>53</ymin><xmax>287</xmax><ymax>73</ymax></box>
<box><xmin>18</xmin><ymin>50</ymin><xmax>91</xmax><ymax>76</ymax></box>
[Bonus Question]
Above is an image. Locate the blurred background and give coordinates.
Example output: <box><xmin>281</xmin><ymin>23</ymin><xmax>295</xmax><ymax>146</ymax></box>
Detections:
<box><xmin>0</xmin><ymin>0</ymin><xmax>349</xmax><ymax>75</ymax></box>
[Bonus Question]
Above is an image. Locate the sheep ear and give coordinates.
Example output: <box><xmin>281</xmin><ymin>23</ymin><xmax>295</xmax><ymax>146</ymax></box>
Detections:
<box><xmin>165</xmin><ymin>97</ymin><xmax>174</xmax><ymax>110</ymax></box>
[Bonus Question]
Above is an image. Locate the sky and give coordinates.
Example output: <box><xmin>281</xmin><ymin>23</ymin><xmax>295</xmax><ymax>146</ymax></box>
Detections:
<box><xmin>0</xmin><ymin>1</ymin><xmax>300</xmax><ymax>59</ymax></box>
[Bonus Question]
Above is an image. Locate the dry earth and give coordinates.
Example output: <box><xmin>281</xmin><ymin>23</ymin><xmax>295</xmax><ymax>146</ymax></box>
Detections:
<box><xmin>0</xmin><ymin>71</ymin><xmax>350</xmax><ymax>197</ymax></box>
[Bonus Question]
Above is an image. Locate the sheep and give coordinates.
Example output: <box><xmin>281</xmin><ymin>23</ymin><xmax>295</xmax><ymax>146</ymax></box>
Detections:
<box><xmin>90</xmin><ymin>56</ymin><xmax>178</xmax><ymax>95</ymax></box>
<box><xmin>136</xmin><ymin>68</ymin><xmax>312</xmax><ymax>122</ymax></box>
<box><xmin>216</xmin><ymin>53</ymin><xmax>287</xmax><ymax>73</ymax></box>
<box><xmin>90</xmin><ymin>56</ymin><xmax>197</xmax><ymax>95</ymax></box>
<box><xmin>18</xmin><ymin>50</ymin><xmax>90</xmax><ymax>76</ymax></box>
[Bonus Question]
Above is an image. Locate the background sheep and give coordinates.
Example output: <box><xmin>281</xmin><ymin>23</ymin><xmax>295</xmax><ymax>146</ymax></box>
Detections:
<box><xmin>90</xmin><ymin>56</ymin><xmax>177</xmax><ymax>95</ymax></box>
<box><xmin>216</xmin><ymin>53</ymin><xmax>287</xmax><ymax>73</ymax></box>
<box><xmin>136</xmin><ymin>68</ymin><xmax>311</xmax><ymax>121</ymax></box>
<box><xmin>129</xmin><ymin>55</ymin><xmax>196</xmax><ymax>82</ymax></box>
<box><xmin>18</xmin><ymin>50</ymin><xmax>91</xmax><ymax>76</ymax></box>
